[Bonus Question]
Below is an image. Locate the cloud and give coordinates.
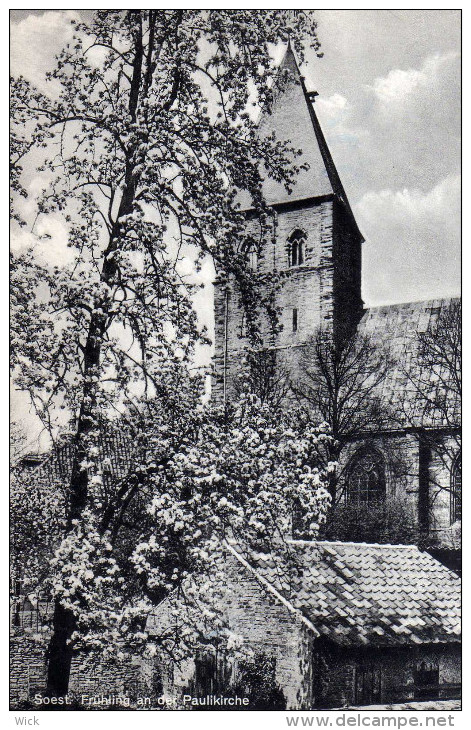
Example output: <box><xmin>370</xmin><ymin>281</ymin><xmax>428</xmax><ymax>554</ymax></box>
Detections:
<box><xmin>358</xmin><ymin>175</ymin><xmax>460</xmax><ymax>306</ymax></box>
<box><xmin>316</xmin><ymin>92</ymin><xmax>349</xmax><ymax>118</ymax></box>
<box><xmin>370</xmin><ymin>52</ymin><xmax>459</xmax><ymax>105</ymax></box>
<box><xmin>10</xmin><ymin>10</ymin><xmax>80</xmax><ymax>93</ymax></box>
<box><xmin>11</xmin><ymin>174</ymin><xmax>76</xmax><ymax>267</ymax></box>
<box><xmin>358</xmin><ymin>174</ymin><xmax>460</xmax><ymax>224</ymax></box>
<box><xmin>325</xmin><ymin>48</ymin><xmax>461</xmax><ymax>219</ymax></box>
<box><xmin>315</xmin><ymin>94</ymin><xmax>369</xmax><ymax>156</ymax></box>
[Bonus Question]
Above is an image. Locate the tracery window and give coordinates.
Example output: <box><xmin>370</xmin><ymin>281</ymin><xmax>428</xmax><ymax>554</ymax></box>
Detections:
<box><xmin>287</xmin><ymin>229</ymin><xmax>306</xmax><ymax>267</ymax></box>
<box><xmin>450</xmin><ymin>453</ymin><xmax>462</xmax><ymax>523</ymax></box>
<box><xmin>347</xmin><ymin>450</ymin><xmax>386</xmax><ymax>506</ymax></box>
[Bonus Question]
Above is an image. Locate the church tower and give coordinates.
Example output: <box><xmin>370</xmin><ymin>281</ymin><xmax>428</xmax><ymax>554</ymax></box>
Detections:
<box><xmin>213</xmin><ymin>45</ymin><xmax>364</xmax><ymax>402</ymax></box>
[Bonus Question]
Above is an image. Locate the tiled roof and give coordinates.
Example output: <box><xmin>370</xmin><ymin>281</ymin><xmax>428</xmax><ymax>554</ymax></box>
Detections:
<box><xmin>232</xmin><ymin>540</ymin><xmax>461</xmax><ymax>648</ymax></box>
<box><xmin>357</xmin><ymin>298</ymin><xmax>461</xmax><ymax>429</ymax></box>
<box><xmin>21</xmin><ymin>427</ymin><xmax>135</xmax><ymax>491</ymax></box>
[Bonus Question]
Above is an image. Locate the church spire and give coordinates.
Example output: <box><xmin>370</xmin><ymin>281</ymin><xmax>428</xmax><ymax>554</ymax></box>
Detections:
<box><xmin>257</xmin><ymin>43</ymin><xmax>363</xmax><ymax>241</ymax></box>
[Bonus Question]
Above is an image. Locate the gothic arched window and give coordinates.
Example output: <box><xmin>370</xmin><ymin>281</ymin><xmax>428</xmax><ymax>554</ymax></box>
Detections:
<box><xmin>287</xmin><ymin>229</ymin><xmax>306</xmax><ymax>268</ymax></box>
<box><xmin>347</xmin><ymin>450</ymin><xmax>386</xmax><ymax>507</ymax></box>
<box><xmin>450</xmin><ymin>453</ymin><xmax>462</xmax><ymax>523</ymax></box>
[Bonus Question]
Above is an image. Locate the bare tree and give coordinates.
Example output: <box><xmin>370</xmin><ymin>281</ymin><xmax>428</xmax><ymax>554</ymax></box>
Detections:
<box><xmin>404</xmin><ymin>299</ymin><xmax>461</xmax><ymax>431</ymax></box>
<box><xmin>292</xmin><ymin>328</ymin><xmax>393</xmax><ymax>504</ymax></box>
<box><xmin>398</xmin><ymin>300</ymin><xmax>461</xmax><ymax>535</ymax></box>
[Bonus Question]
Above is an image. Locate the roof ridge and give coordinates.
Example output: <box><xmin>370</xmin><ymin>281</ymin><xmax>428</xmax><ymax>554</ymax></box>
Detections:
<box><xmin>288</xmin><ymin>539</ymin><xmax>420</xmax><ymax>550</ymax></box>
<box><xmin>364</xmin><ymin>296</ymin><xmax>461</xmax><ymax>311</ymax></box>
<box><xmin>248</xmin><ymin>43</ymin><xmax>362</xmax><ymax>241</ymax></box>
<box><xmin>287</xmin><ymin>45</ymin><xmax>363</xmax><ymax>241</ymax></box>
<box><xmin>224</xmin><ymin>541</ymin><xmax>319</xmax><ymax>635</ymax></box>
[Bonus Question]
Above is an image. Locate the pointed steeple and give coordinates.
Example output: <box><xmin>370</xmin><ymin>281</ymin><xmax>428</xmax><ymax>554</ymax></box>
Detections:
<box><xmin>256</xmin><ymin>43</ymin><xmax>362</xmax><ymax>240</ymax></box>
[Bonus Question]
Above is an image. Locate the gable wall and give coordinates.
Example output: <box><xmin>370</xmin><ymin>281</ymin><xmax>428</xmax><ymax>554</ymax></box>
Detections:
<box><xmin>220</xmin><ymin>552</ymin><xmax>315</xmax><ymax>709</ymax></box>
<box><xmin>150</xmin><ymin>551</ymin><xmax>316</xmax><ymax>710</ymax></box>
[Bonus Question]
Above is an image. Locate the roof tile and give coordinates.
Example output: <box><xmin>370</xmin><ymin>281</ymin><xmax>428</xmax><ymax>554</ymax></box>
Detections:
<box><xmin>243</xmin><ymin>540</ymin><xmax>461</xmax><ymax>648</ymax></box>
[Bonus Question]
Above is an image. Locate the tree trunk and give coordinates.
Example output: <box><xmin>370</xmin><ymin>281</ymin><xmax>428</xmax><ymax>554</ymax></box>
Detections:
<box><xmin>45</xmin><ymin>315</ymin><xmax>105</xmax><ymax>696</ymax></box>
<box><xmin>46</xmin><ymin>602</ymin><xmax>76</xmax><ymax>696</ymax></box>
<box><xmin>45</xmin><ymin>16</ymin><xmax>147</xmax><ymax>696</ymax></box>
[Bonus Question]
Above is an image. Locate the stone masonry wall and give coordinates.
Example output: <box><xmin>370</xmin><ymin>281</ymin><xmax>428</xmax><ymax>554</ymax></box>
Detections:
<box><xmin>332</xmin><ymin>199</ymin><xmax>363</xmax><ymax>342</ymax></box>
<box><xmin>317</xmin><ymin>644</ymin><xmax>461</xmax><ymax>708</ymax></box>
<box><xmin>10</xmin><ymin>634</ymin><xmax>149</xmax><ymax>708</ymax></box>
<box><xmin>220</xmin><ymin>551</ymin><xmax>315</xmax><ymax>709</ymax></box>
<box><xmin>213</xmin><ymin>199</ymin><xmax>338</xmax><ymax>403</ymax></box>
<box><xmin>152</xmin><ymin>550</ymin><xmax>316</xmax><ymax>711</ymax></box>
<box><xmin>338</xmin><ymin>433</ymin><xmax>460</xmax><ymax>549</ymax></box>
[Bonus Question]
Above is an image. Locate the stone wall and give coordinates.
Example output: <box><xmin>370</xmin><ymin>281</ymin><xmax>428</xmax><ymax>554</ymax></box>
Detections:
<box><xmin>332</xmin><ymin>198</ymin><xmax>363</xmax><ymax>342</ymax></box>
<box><xmin>152</xmin><ymin>549</ymin><xmax>316</xmax><ymax>710</ymax></box>
<box><xmin>316</xmin><ymin>643</ymin><xmax>461</xmax><ymax>709</ymax></box>
<box><xmin>10</xmin><ymin>634</ymin><xmax>149</xmax><ymax>709</ymax></box>
<box><xmin>220</xmin><ymin>551</ymin><xmax>315</xmax><ymax>709</ymax></box>
<box><xmin>213</xmin><ymin>198</ymin><xmax>348</xmax><ymax>403</ymax></box>
<box><xmin>338</xmin><ymin>433</ymin><xmax>460</xmax><ymax>550</ymax></box>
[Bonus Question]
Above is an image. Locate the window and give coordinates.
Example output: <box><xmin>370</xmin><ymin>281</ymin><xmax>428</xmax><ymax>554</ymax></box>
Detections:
<box><xmin>242</xmin><ymin>241</ymin><xmax>258</xmax><ymax>271</ymax></box>
<box><xmin>247</xmin><ymin>248</ymin><xmax>258</xmax><ymax>271</ymax></box>
<box><xmin>292</xmin><ymin>308</ymin><xmax>298</xmax><ymax>332</ymax></box>
<box><xmin>287</xmin><ymin>229</ymin><xmax>306</xmax><ymax>267</ymax></box>
<box><xmin>347</xmin><ymin>450</ymin><xmax>386</xmax><ymax>506</ymax></box>
<box><xmin>194</xmin><ymin>653</ymin><xmax>217</xmax><ymax>695</ymax></box>
<box><xmin>451</xmin><ymin>454</ymin><xmax>462</xmax><ymax>523</ymax></box>
<box><xmin>355</xmin><ymin>665</ymin><xmax>382</xmax><ymax>705</ymax></box>
<box><xmin>414</xmin><ymin>660</ymin><xmax>439</xmax><ymax>700</ymax></box>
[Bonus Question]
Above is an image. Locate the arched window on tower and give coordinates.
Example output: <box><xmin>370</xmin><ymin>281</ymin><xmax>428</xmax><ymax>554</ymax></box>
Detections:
<box><xmin>450</xmin><ymin>453</ymin><xmax>462</xmax><ymax>523</ymax></box>
<box><xmin>346</xmin><ymin>449</ymin><xmax>386</xmax><ymax>507</ymax></box>
<box><xmin>287</xmin><ymin>229</ymin><xmax>306</xmax><ymax>268</ymax></box>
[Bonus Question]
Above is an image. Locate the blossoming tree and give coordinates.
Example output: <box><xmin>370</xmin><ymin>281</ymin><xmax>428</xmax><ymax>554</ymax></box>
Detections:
<box><xmin>10</xmin><ymin>9</ymin><xmax>324</xmax><ymax>696</ymax></box>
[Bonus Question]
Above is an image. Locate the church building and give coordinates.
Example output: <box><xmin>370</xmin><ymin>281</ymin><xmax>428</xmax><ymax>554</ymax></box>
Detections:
<box><xmin>10</xmin><ymin>44</ymin><xmax>461</xmax><ymax>711</ymax></box>
<box><xmin>212</xmin><ymin>44</ymin><xmax>461</xmax><ymax>570</ymax></box>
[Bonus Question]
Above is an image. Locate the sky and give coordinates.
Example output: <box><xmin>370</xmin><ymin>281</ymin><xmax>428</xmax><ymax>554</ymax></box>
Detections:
<box><xmin>10</xmin><ymin>9</ymin><xmax>461</xmax><ymax>448</ymax></box>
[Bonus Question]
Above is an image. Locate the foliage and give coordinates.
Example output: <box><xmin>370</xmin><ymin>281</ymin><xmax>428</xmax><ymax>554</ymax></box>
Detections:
<box><xmin>10</xmin><ymin>9</ymin><xmax>323</xmax><ymax>694</ymax></box>
<box><xmin>319</xmin><ymin>495</ymin><xmax>434</xmax><ymax>548</ymax></box>
<box><xmin>48</xmin><ymin>392</ymin><xmax>332</xmax><ymax>657</ymax></box>
<box><xmin>232</xmin><ymin>348</ymin><xmax>292</xmax><ymax>410</ymax></box>
<box><xmin>11</xmin><ymin>378</ymin><xmax>333</xmax><ymax>666</ymax></box>
<box><xmin>229</xmin><ymin>651</ymin><xmax>286</xmax><ymax>710</ymax></box>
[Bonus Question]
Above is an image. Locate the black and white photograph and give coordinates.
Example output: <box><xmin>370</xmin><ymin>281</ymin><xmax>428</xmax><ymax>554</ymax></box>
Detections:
<box><xmin>9</xmin><ymin>7</ymin><xmax>462</xmax><ymax>719</ymax></box>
